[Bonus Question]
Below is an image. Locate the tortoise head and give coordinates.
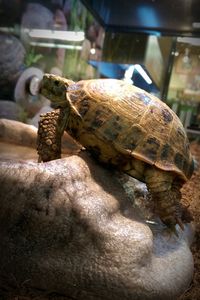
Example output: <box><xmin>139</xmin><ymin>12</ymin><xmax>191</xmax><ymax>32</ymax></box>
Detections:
<box><xmin>40</xmin><ymin>73</ymin><xmax>75</xmax><ymax>107</ymax></box>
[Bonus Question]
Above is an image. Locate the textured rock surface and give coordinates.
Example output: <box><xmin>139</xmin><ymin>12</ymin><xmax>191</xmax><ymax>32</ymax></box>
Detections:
<box><xmin>0</xmin><ymin>118</ymin><xmax>81</xmax><ymax>158</ymax></box>
<box><xmin>0</xmin><ymin>118</ymin><xmax>37</xmax><ymax>148</ymax></box>
<box><xmin>0</xmin><ymin>119</ymin><xmax>194</xmax><ymax>300</ymax></box>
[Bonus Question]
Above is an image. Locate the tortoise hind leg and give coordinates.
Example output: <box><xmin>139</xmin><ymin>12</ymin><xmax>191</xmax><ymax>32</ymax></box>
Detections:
<box><xmin>37</xmin><ymin>108</ymin><xmax>69</xmax><ymax>162</ymax></box>
<box><xmin>144</xmin><ymin>167</ymin><xmax>184</xmax><ymax>231</ymax></box>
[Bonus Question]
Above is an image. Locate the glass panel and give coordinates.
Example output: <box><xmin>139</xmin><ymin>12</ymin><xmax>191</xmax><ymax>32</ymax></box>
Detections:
<box><xmin>0</xmin><ymin>0</ymin><xmax>99</xmax><ymax>121</ymax></box>
<box><xmin>167</xmin><ymin>38</ymin><xmax>200</xmax><ymax>129</ymax></box>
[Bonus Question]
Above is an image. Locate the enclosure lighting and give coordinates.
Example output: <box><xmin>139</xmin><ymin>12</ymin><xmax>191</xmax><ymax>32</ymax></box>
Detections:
<box><xmin>124</xmin><ymin>64</ymin><xmax>152</xmax><ymax>85</ymax></box>
<box><xmin>124</xmin><ymin>65</ymin><xmax>134</xmax><ymax>84</ymax></box>
<box><xmin>90</xmin><ymin>48</ymin><xmax>96</xmax><ymax>55</ymax></box>
<box><xmin>134</xmin><ymin>64</ymin><xmax>152</xmax><ymax>84</ymax></box>
<box><xmin>177</xmin><ymin>37</ymin><xmax>200</xmax><ymax>46</ymax></box>
<box><xmin>28</xmin><ymin>29</ymin><xmax>85</xmax><ymax>42</ymax></box>
<box><xmin>192</xmin><ymin>22</ymin><xmax>200</xmax><ymax>28</ymax></box>
<box><xmin>30</xmin><ymin>41</ymin><xmax>82</xmax><ymax>50</ymax></box>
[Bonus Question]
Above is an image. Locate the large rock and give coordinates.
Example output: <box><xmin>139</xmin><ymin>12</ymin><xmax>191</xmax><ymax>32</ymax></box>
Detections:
<box><xmin>0</xmin><ymin>119</ymin><xmax>194</xmax><ymax>300</ymax></box>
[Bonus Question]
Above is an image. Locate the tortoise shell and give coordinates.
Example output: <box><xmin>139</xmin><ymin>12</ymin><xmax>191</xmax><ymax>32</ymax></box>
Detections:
<box><xmin>65</xmin><ymin>79</ymin><xmax>193</xmax><ymax>182</ymax></box>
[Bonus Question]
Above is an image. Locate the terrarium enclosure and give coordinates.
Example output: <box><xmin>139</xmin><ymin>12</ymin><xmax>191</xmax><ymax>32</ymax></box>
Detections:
<box><xmin>0</xmin><ymin>0</ymin><xmax>199</xmax><ymax>126</ymax></box>
<box><xmin>0</xmin><ymin>1</ymin><xmax>200</xmax><ymax>299</ymax></box>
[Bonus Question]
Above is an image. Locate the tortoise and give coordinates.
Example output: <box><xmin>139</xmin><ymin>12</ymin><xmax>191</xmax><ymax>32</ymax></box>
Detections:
<box><xmin>37</xmin><ymin>74</ymin><xmax>194</xmax><ymax>232</ymax></box>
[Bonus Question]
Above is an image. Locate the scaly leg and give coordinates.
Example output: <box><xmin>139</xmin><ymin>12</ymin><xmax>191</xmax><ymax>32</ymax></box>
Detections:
<box><xmin>145</xmin><ymin>167</ymin><xmax>184</xmax><ymax>231</ymax></box>
<box><xmin>37</xmin><ymin>108</ymin><xmax>69</xmax><ymax>162</ymax></box>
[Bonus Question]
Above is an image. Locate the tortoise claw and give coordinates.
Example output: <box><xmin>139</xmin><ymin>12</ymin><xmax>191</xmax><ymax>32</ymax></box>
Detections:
<box><xmin>175</xmin><ymin>217</ymin><xmax>184</xmax><ymax>231</ymax></box>
<box><xmin>164</xmin><ymin>217</ymin><xmax>184</xmax><ymax>237</ymax></box>
<box><xmin>163</xmin><ymin>223</ymin><xmax>179</xmax><ymax>237</ymax></box>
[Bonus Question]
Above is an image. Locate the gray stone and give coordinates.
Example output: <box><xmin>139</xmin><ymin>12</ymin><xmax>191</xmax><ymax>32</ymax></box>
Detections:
<box><xmin>0</xmin><ymin>100</ymin><xmax>25</xmax><ymax>122</ymax></box>
<box><xmin>0</xmin><ymin>120</ymin><xmax>194</xmax><ymax>300</ymax></box>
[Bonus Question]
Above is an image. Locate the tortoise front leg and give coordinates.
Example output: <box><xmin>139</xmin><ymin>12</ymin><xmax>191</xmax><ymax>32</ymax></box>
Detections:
<box><xmin>37</xmin><ymin>108</ymin><xmax>69</xmax><ymax>162</ymax></box>
<box><xmin>144</xmin><ymin>167</ymin><xmax>184</xmax><ymax>232</ymax></box>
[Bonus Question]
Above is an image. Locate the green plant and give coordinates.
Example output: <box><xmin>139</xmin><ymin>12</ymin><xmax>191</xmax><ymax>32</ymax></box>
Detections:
<box><xmin>69</xmin><ymin>0</ymin><xmax>94</xmax><ymax>31</ymax></box>
<box><xmin>24</xmin><ymin>48</ymin><xmax>43</xmax><ymax>67</ymax></box>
